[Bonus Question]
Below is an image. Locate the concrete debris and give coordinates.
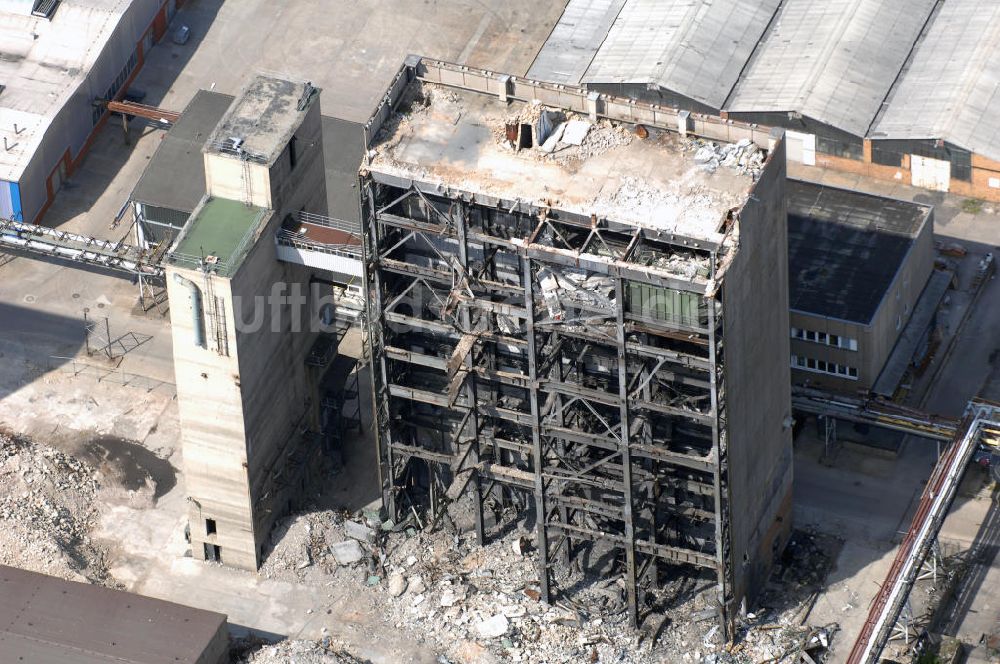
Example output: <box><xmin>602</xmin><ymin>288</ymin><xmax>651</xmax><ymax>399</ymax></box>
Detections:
<box><xmin>683</xmin><ymin>137</ymin><xmax>766</xmax><ymax>178</ymax></box>
<box><xmin>388</xmin><ymin>571</ymin><xmax>407</xmax><ymax>597</ymax></box>
<box><xmin>0</xmin><ymin>431</ymin><xmax>111</xmax><ymax>584</ymax></box>
<box><xmin>476</xmin><ymin>614</ymin><xmax>510</xmax><ymax>638</ymax></box>
<box><xmin>561</xmin><ymin>120</ymin><xmax>591</xmax><ymax>146</ymax></box>
<box><xmin>254</xmin><ymin>505</ymin><xmax>840</xmax><ymax>663</ymax></box>
<box><xmin>331</xmin><ymin>540</ymin><xmax>364</xmax><ymax>565</ymax></box>
<box><xmin>231</xmin><ymin>636</ymin><xmax>363</xmax><ymax>664</ymax></box>
<box><xmin>344</xmin><ymin>520</ymin><xmax>375</xmax><ymax>543</ymax></box>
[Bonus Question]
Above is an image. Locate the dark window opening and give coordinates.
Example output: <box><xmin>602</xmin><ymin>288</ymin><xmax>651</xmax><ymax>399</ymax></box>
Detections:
<box><xmin>816</xmin><ymin>134</ymin><xmax>862</xmax><ymax>160</ymax></box>
<box><xmin>205</xmin><ymin>518</ymin><xmax>217</xmax><ymax>535</ymax></box>
<box><xmin>518</xmin><ymin>124</ymin><xmax>533</xmax><ymax>149</ymax></box>
<box><xmin>872</xmin><ymin>143</ymin><xmax>905</xmax><ymax>168</ymax></box>
<box><xmin>204</xmin><ymin>543</ymin><xmax>221</xmax><ymax>562</ymax></box>
<box><xmin>289</xmin><ymin>135</ymin><xmax>298</xmax><ymax>170</ymax></box>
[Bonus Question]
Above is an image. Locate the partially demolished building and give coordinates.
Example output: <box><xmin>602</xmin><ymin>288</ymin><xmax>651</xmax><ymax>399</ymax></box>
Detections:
<box><xmin>359</xmin><ymin>58</ymin><xmax>794</xmax><ymax>636</ymax></box>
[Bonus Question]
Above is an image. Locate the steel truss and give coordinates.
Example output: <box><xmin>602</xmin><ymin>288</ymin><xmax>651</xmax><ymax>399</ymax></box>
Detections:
<box><xmin>361</xmin><ymin>179</ymin><xmax>736</xmax><ymax>635</ymax></box>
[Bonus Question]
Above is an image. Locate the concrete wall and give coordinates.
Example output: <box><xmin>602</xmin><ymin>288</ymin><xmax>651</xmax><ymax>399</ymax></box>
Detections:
<box><xmin>229</xmin><ymin>214</ymin><xmax>323</xmax><ymax>561</ymax></box>
<box><xmin>721</xmin><ymin>138</ymin><xmax>793</xmax><ymax>611</ymax></box>
<box><xmin>166</xmin><ymin>263</ymin><xmax>257</xmax><ymax>569</ymax></box>
<box><xmin>204</xmin><ymin>156</ymin><xmax>271</xmax><ymax>209</ymax></box>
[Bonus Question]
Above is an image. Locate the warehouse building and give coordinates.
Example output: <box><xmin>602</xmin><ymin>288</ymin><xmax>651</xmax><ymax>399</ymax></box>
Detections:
<box><xmin>529</xmin><ymin>0</ymin><xmax>779</xmax><ymax>115</ymax></box>
<box><xmin>868</xmin><ymin>0</ymin><xmax>1000</xmax><ymax>198</ymax></box>
<box><xmin>529</xmin><ymin>0</ymin><xmax>1000</xmax><ymax>201</ymax></box>
<box><xmin>786</xmin><ymin>180</ymin><xmax>940</xmax><ymax>395</ymax></box>
<box><xmin>361</xmin><ymin>57</ymin><xmax>793</xmax><ymax>638</ymax></box>
<box><xmin>0</xmin><ymin>0</ymin><xmax>186</xmax><ymax>225</ymax></box>
<box><xmin>0</xmin><ymin>564</ymin><xmax>228</xmax><ymax>663</ymax></box>
<box><xmin>724</xmin><ymin>0</ymin><xmax>937</xmax><ymax>169</ymax></box>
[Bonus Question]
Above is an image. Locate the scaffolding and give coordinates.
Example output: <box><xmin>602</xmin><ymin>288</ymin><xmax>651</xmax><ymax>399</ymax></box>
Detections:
<box><xmin>361</xmin><ymin>176</ymin><xmax>740</xmax><ymax>633</ymax></box>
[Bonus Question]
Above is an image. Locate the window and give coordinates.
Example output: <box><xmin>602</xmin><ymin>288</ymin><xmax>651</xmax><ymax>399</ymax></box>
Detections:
<box><xmin>816</xmin><ymin>134</ymin><xmax>863</xmax><ymax>160</ymax></box>
<box><xmin>791</xmin><ymin>354</ymin><xmax>859</xmax><ymax>380</ymax></box>
<box><xmin>205</xmin><ymin>519</ymin><xmax>217</xmax><ymax>535</ymax></box>
<box><xmin>790</xmin><ymin>326</ymin><xmax>858</xmax><ymax>351</ymax></box>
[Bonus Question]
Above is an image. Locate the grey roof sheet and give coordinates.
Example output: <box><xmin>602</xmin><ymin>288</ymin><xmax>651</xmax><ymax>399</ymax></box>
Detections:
<box><xmin>872</xmin><ymin>0</ymin><xmax>1000</xmax><ymax>161</ymax></box>
<box><xmin>528</xmin><ymin>0</ymin><xmax>626</xmax><ymax>85</ymax></box>
<box><xmin>727</xmin><ymin>0</ymin><xmax>937</xmax><ymax>137</ymax></box>
<box><xmin>582</xmin><ymin>0</ymin><xmax>779</xmax><ymax>110</ymax></box>
<box><xmin>131</xmin><ymin>90</ymin><xmax>234</xmax><ymax>213</ymax></box>
<box><xmin>0</xmin><ymin>565</ymin><xmax>227</xmax><ymax>663</ymax></box>
<box><xmin>787</xmin><ymin>180</ymin><xmax>929</xmax><ymax>323</ymax></box>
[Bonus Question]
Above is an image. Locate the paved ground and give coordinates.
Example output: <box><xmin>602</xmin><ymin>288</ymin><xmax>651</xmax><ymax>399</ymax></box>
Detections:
<box><xmin>0</xmin><ymin>1</ymin><xmax>999</xmax><ymax>659</ymax></box>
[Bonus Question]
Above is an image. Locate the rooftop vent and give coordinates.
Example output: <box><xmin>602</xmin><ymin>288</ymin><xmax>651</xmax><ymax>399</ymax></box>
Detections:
<box><xmin>31</xmin><ymin>0</ymin><xmax>61</xmax><ymax>19</ymax></box>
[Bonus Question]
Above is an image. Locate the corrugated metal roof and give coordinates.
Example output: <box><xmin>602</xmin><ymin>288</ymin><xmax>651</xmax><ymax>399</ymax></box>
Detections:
<box><xmin>871</xmin><ymin>0</ymin><xmax>1000</xmax><ymax>161</ymax></box>
<box><xmin>527</xmin><ymin>0</ymin><xmax>626</xmax><ymax>85</ymax></box>
<box><xmin>0</xmin><ymin>565</ymin><xmax>228</xmax><ymax>663</ymax></box>
<box><xmin>726</xmin><ymin>0</ymin><xmax>937</xmax><ymax>137</ymax></box>
<box><xmin>581</xmin><ymin>0</ymin><xmax>779</xmax><ymax>110</ymax></box>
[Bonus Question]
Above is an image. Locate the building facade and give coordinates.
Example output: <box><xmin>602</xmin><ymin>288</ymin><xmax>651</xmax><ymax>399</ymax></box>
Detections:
<box><xmin>786</xmin><ymin>181</ymin><xmax>935</xmax><ymax>394</ymax></box>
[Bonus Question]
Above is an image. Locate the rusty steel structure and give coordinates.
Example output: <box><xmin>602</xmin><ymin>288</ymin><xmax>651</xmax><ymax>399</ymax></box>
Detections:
<box><xmin>359</xmin><ymin>58</ymin><xmax>794</xmax><ymax>637</ymax></box>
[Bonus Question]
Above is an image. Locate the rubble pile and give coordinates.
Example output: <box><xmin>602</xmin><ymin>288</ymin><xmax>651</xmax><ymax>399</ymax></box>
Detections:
<box><xmin>684</xmin><ymin>138</ymin><xmax>766</xmax><ymax>178</ymax></box>
<box><xmin>258</xmin><ymin>500</ymin><xmax>843</xmax><ymax>663</ymax></box>
<box><xmin>231</xmin><ymin>636</ymin><xmax>363</xmax><ymax>664</ymax></box>
<box><xmin>0</xmin><ymin>431</ymin><xmax>110</xmax><ymax>583</ymax></box>
<box><xmin>598</xmin><ymin>175</ymin><xmax>726</xmax><ymax>235</ymax></box>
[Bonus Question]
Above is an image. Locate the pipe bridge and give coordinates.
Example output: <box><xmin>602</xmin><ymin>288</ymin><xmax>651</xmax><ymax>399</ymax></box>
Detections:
<box><xmin>0</xmin><ymin>216</ymin><xmax>165</xmax><ymax>278</ymax></box>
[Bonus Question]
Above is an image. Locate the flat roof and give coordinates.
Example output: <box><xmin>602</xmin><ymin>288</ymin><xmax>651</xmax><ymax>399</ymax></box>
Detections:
<box><xmin>206</xmin><ymin>75</ymin><xmax>319</xmax><ymax>166</ymax></box>
<box><xmin>367</xmin><ymin>81</ymin><xmax>761</xmax><ymax>242</ymax></box>
<box><xmin>0</xmin><ymin>565</ymin><xmax>226</xmax><ymax>663</ymax></box>
<box><xmin>727</xmin><ymin>0</ymin><xmax>936</xmax><ymax>137</ymax></box>
<box><xmin>871</xmin><ymin>0</ymin><xmax>1000</xmax><ymax>161</ymax></box>
<box><xmin>0</xmin><ymin>0</ymin><xmax>138</xmax><ymax>182</ymax></box>
<box><xmin>169</xmin><ymin>196</ymin><xmax>269</xmax><ymax>276</ymax></box>
<box><xmin>787</xmin><ymin>180</ymin><xmax>930</xmax><ymax>324</ymax></box>
<box><xmin>131</xmin><ymin>90</ymin><xmax>234</xmax><ymax>213</ymax></box>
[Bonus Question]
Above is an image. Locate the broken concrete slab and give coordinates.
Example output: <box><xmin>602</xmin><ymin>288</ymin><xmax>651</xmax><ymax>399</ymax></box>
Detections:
<box><xmin>476</xmin><ymin>614</ymin><xmax>509</xmax><ymax>639</ymax></box>
<box><xmin>344</xmin><ymin>520</ymin><xmax>375</xmax><ymax>543</ymax></box>
<box><xmin>330</xmin><ymin>539</ymin><xmax>364</xmax><ymax>565</ymax></box>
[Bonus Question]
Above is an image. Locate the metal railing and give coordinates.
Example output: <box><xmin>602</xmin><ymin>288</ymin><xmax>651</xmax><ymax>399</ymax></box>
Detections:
<box><xmin>297</xmin><ymin>210</ymin><xmax>362</xmax><ymax>234</ymax></box>
<box><xmin>275</xmin><ymin>229</ymin><xmax>363</xmax><ymax>260</ymax></box>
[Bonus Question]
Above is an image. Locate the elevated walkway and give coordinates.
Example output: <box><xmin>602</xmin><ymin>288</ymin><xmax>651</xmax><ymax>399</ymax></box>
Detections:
<box><xmin>0</xmin><ymin>216</ymin><xmax>165</xmax><ymax>278</ymax></box>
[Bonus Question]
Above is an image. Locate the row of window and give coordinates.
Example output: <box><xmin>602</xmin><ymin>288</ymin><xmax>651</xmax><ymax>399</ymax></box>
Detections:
<box><xmin>792</xmin><ymin>355</ymin><xmax>858</xmax><ymax>380</ymax></box>
<box><xmin>92</xmin><ymin>50</ymin><xmax>140</xmax><ymax>126</ymax></box>
<box><xmin>790</xmin><ymin>327</ymin><xmax>858</xmax><ymax>351</ymax></box>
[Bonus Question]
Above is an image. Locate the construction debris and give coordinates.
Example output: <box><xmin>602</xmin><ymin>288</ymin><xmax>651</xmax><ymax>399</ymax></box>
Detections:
<box><xmin>231</xmin><ymin>636</ymin><xmax>364</xmax><ymax>664</ymax></box>
<box><xmin>0</xmin><ymin>431</ymin><xmax>113</xmax><ymax>584</ymax></box>
<box><xmin>255</xmin><ymin>503</ymin><xmax>841</xmax><ymax>663</ymax></box>
<box><xmin>684</xmin><ymin>137</ymin><xmax>766</xmax><ymax>177</ymax></box>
